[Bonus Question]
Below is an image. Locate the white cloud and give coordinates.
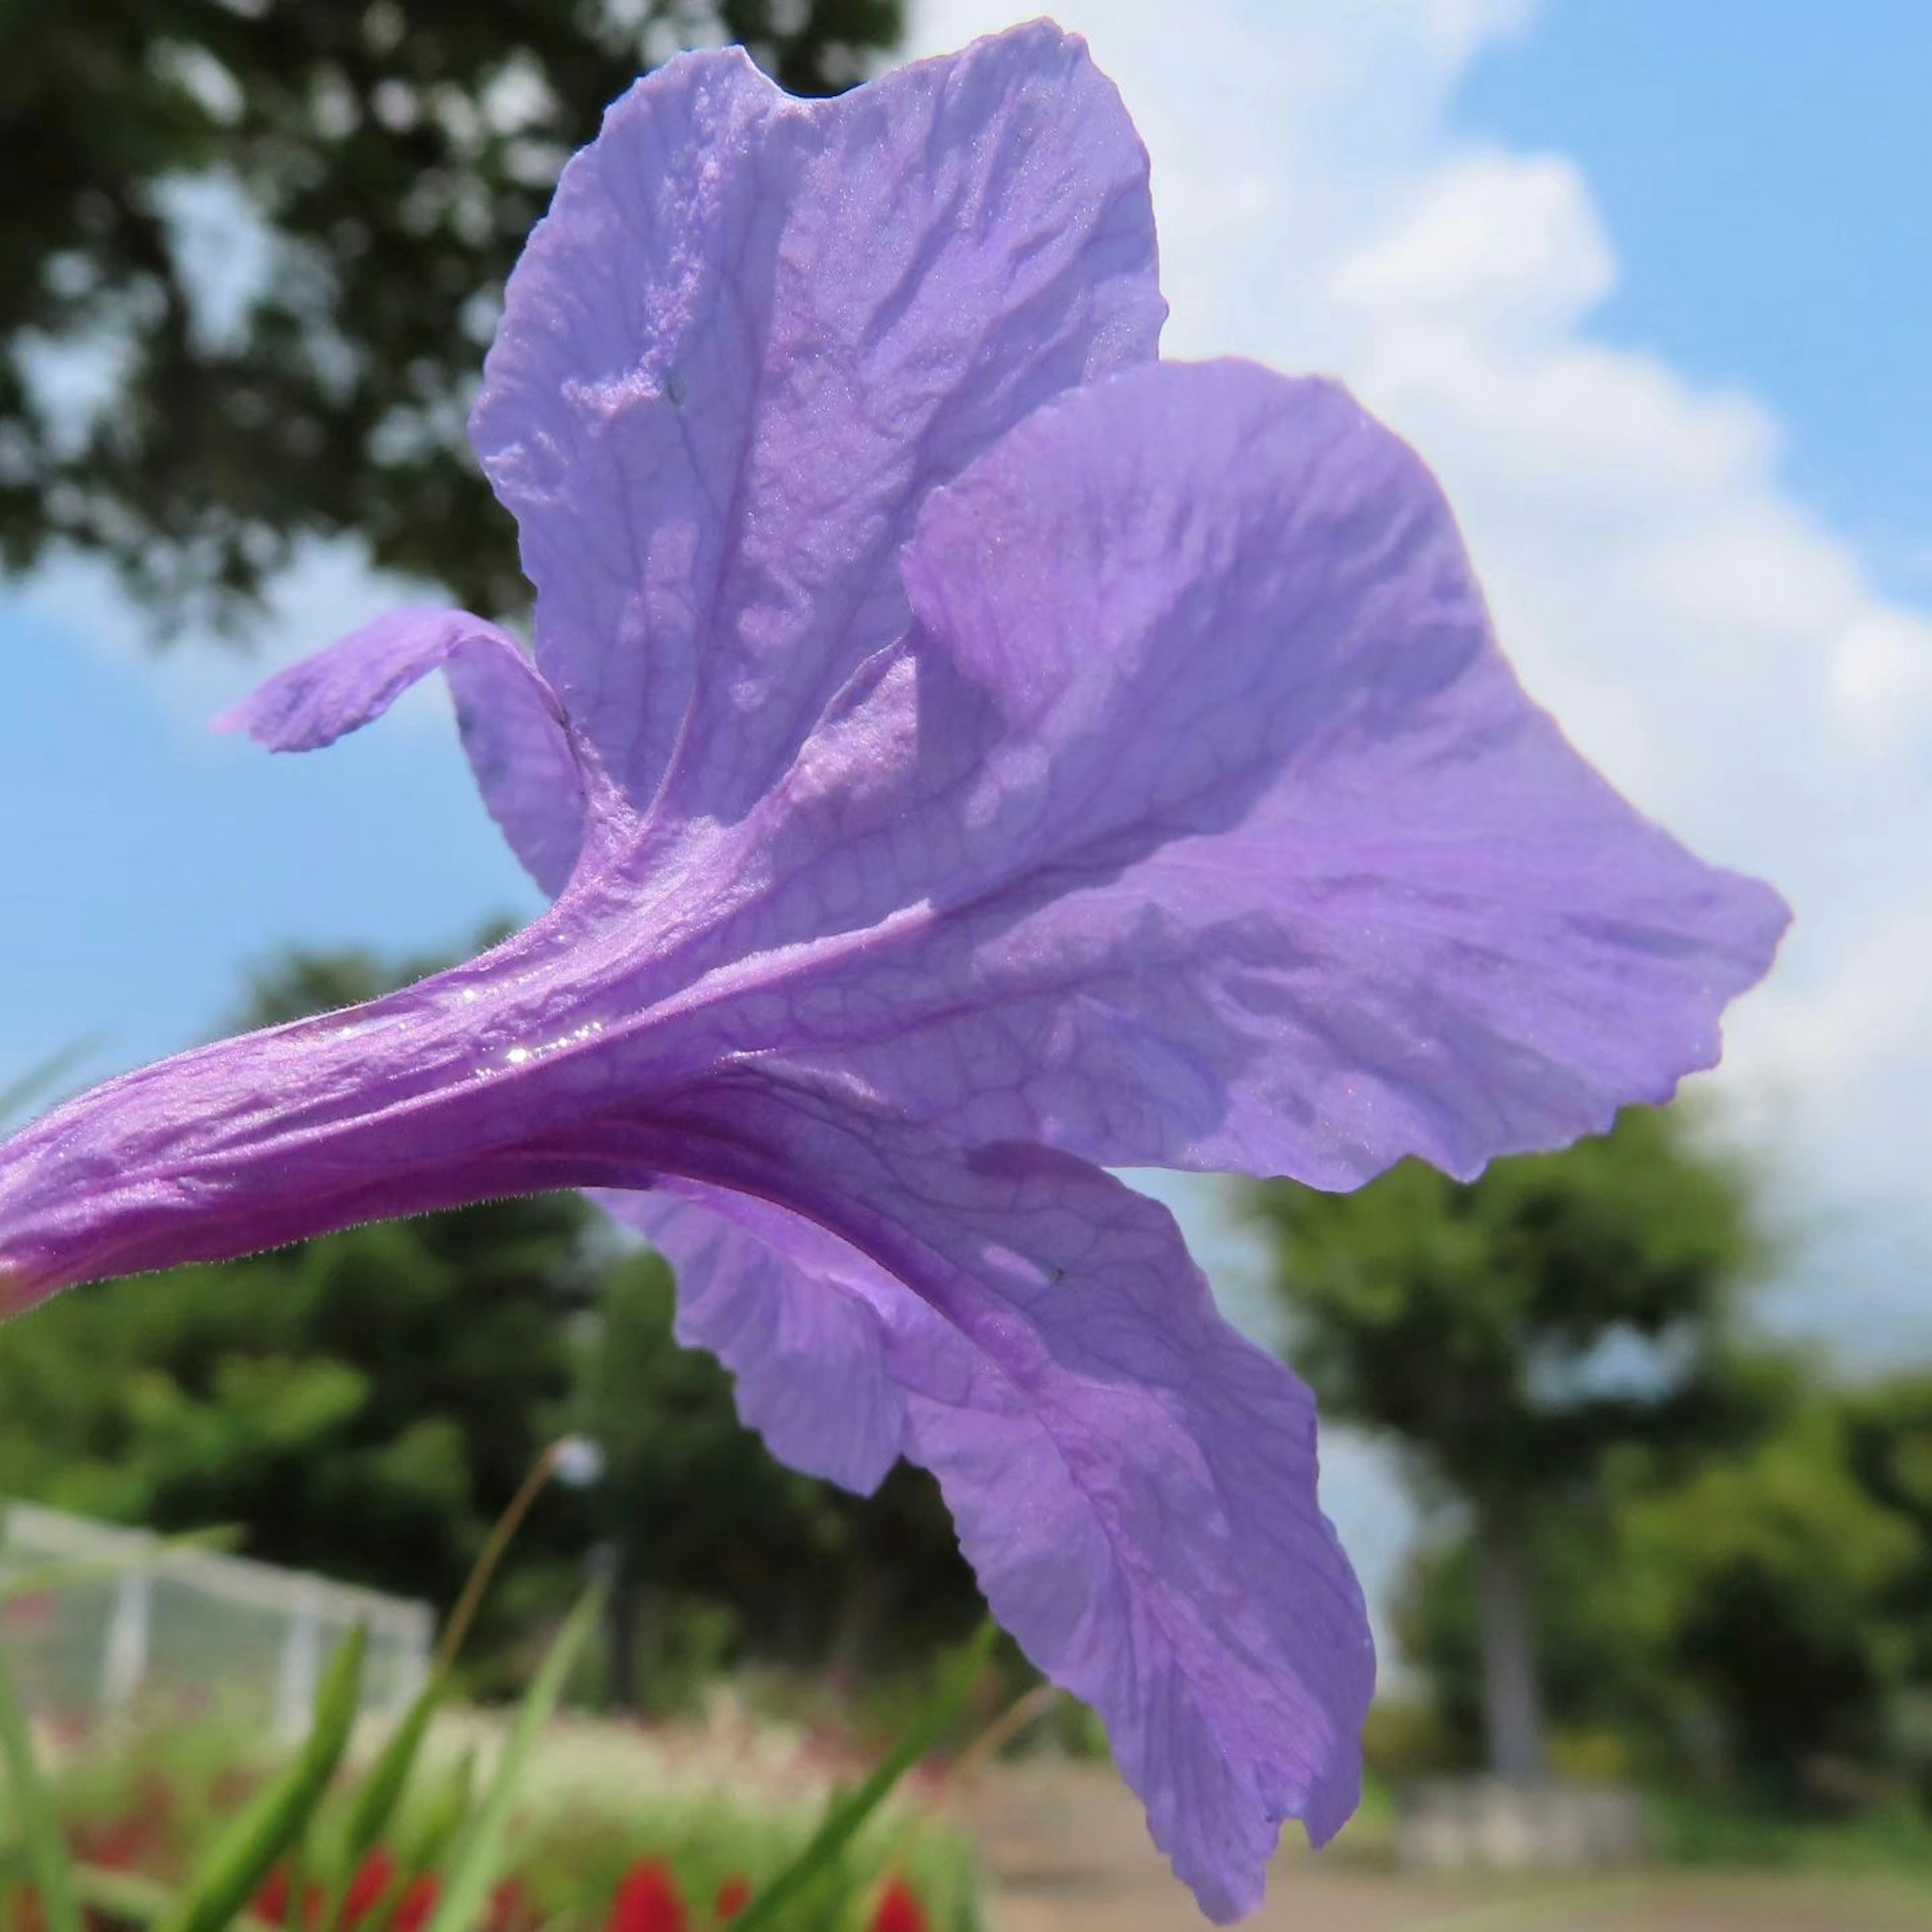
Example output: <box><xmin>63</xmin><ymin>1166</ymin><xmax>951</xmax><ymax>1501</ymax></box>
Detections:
<box><xmin>1323</xmin><ymin>150</ymin><xmax>1615</xmax><ymax>343</ymax></box>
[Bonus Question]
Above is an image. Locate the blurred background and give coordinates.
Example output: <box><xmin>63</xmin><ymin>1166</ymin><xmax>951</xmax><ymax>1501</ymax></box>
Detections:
<box><xmin>2</xmin><ymin>3</ymin><xmax>1928</xmax><ymax>1928</ymax></box>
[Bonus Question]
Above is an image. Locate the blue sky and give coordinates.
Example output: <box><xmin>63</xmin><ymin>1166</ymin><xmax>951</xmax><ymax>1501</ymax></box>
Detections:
<box><xmin>1459</xmin><ymin>0</ymin><xmax>1931</xmax><ymax>609</ymax></box>
<box><xmin>1</xmin><ymin>593</ymin><xmax>539</xmax><ymax>1084</ymax></box>
<box><xmin>5</xmin><ymin>0</ymin><xmax>1928</xmax><ymax>1650</ymax></box>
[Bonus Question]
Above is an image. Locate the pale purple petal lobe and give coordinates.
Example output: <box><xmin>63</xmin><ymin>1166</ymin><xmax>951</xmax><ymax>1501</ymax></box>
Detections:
<box><xmin>0</xmin><ymin>1034</ymin><xmax>1377</xmax><ymax>1915</ymax></box>
<box><xmin>590</xmin><ymin>1078</ymin><xmax>1373</xmax><ymax>1924</ymax></box>
<box><xmin>603</xmin><ymin>1187</ymin><xmax>906</xmax><ymax>1496</ymax></box>
<box><xmin>216</xmin><ymin>607</ymin><xmax>587</xmax><ymax>896</ymax></box>
<box><xmin>705</xmin><ymin>360</ymin><xmax>1788</xmax><ymax>1186</ymax></box>
<box><xmin>470</xmin><ymin>23</ymin><xmax>1165</xmax><ymax>824</ymax></box>
<box><xmin>444</xmin><ymin>644</ymin><xmax>587</xmax><ymax>897</ymax></box>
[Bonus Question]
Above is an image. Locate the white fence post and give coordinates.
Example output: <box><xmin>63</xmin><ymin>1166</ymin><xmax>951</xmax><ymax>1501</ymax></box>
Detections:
<box><xmin>1</xmin><ymin>1500</ymin><xmax>436</xmax><ymax>1733</ymax></box>
<box><xmin>275</xmin><ymin>1583</ymin><xmax>326</xmax><ymax>1741</ymax></box>
<box><xmin>389</xmin><ymin>1603</ymin><xmax>436</xmax><ymax>1715</ymax></box>
<box><xmin>99</xmin><ymin>1569</ymin><xmax>152</xmax><ymax>1710</ymax></box>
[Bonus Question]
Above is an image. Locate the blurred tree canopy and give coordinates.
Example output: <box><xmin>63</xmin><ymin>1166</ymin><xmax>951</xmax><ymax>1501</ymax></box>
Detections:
<box><xmin>1248</xmin><ymin>1105</ymin><xmax>1773</xmax><ymax>1783</ymax></box>
<box><xmin>0</xmin><ymin>0</ymin><xmax>901</xmax><ymax>632</ymax></box>
<box><xmin>1843</xmin><ymin>1371</ymin><xmax>1932</xmax><ymax>1690</ymax></box>
<box><xmin>1405</xmin><ymin>1367</ymin><xmax>1927</xmax><ymax>1804</ymax></box>
<box><xmin>0</xmin><ymin>1203</ymin><xmax>597</xmax><ymax>1657</ymax></box>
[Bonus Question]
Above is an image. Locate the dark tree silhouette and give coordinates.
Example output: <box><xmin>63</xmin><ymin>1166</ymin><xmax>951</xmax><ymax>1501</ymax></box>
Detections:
<box><xmin>1</xmin><ymin>0</ymin><xmax>901</xmax><ymax>632</ymax></box>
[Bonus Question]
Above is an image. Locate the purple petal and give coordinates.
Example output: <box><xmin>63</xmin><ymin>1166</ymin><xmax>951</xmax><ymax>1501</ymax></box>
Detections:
<box><xmin>469</xmin><ymin>23</ymin><xmax>1164</xmax><ymax>824</ymax></box>
<box><xmin>602</xmin><ymin>1187</ymin><xmax>906</xmax><ymax>1495</ymax></box>
<box><xmin>5</xmin><ymin>364</ymin><xmax>1786</xmax><ymax>1298</ymax></box>
<box><xmin>444</xmin><ymin>642</ymin><xmax>587</xmax><ymax>898</ymax></box>
<box><xmin>592</xmin><ymin>1078</ymin><xmax>1372</xmax><ymax>1924</ymax></box>
<box><xmin>217</xmin><ymin>608</ymin><xmax>587</xmax><ymax>896</ymax></box>
<box><xmin>680</xmin><ymin>360</ymin><xmax>1790</xmax><ymax>1186</ymax></box>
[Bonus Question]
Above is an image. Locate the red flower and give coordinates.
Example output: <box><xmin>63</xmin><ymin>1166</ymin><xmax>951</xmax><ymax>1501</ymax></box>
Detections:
<box><xmin>394</xmin><ymin>1876</ymin><xmax>441</xmax><ymax>1932</ymax></box>
<box><xmin>486</xmin><ymin>1880</ymin><xmax>530</xmax><ymax>1932</ymax></box>
<box><xmin>711</xmin><ymin>1877</ymin><xmax>752</xmax><ymax>1923</ymax></box>
<box><xmin>868</xmin><ymin>1878</ymin><xmax>929</xmax><ymax>1932</ymax></box>
<box><xmin>253</xmin><ymin>1868</ymin><xmax>293</xmax><ymax>1927</ymax></box>
<box><xmin>70</xmin><ymin>1819</ymin><xmax>153</xmax><ymax>1872</ymax></box>
<box><xmin>608</xmin><ymin>1862</ymin><xmax>687</xmax><ymax>1932</ymax></box>
<box><xmin>343</xmin><ymin>1852</ymin><xmax>398</xmax><ymax>1928</ymax></box>
<box><xmin>2</xmin><ymin>1591</ymin><xmax>55</xmax><ymax>1633</ymax></box>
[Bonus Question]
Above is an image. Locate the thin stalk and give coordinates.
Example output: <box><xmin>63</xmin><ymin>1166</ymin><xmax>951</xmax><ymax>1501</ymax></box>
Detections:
<box><xmin>944</xmin><ymin>1681</ymin><xmax>1063</xmax><ymax>1793</ymax></box>
<box><xmin>434</xmin><ymin>1443</ymin><xmax>569</xmax><ymax>1679</ymax></box>
<box><xmin>325</xmin><ymin>1436</ymin><xmax>578</xmax><ymax>1930</ymax></box>
<box><xmin>423</xmin><ymin>1587</ymin><xmax>604</xmax><ymax>1932</ymax></box>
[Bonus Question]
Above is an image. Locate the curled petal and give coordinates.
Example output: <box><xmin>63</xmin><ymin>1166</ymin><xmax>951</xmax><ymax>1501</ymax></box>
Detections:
<box><xmin>217</xmin><ymin>608</ymin><xmax>587</xmax><ymax>895</ymax></box>
<box><xmin>604</xmin><ymin>1078</ymin><xmax>1374</xmax><ymax>1923</ymax></box>
<box><xmin>471</xmin><ymin>22</ymin><xmax>1164</xmax><ymax>824</ymax></box>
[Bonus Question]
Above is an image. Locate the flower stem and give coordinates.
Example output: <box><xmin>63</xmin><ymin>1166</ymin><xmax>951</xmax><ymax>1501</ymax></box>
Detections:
<box><xmin>434</xmin><ymin>1441</ymin><xmax>568</xmax><ymax>1679</ymax></box>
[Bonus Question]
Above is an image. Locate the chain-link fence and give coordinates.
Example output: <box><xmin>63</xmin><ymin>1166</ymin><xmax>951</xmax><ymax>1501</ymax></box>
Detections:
<box><xmin>0</xmin><ymin>1499</ymin><xmax>433</xmax><ymax>1738</ymax></box>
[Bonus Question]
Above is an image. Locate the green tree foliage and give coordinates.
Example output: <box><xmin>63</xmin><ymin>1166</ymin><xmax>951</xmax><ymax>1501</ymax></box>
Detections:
<box><xmin>0</xmin><ymin>1213</ymin><xmax>597</xmax><ymax>1632</ymax></box>
<box><xmin>1250</xmin><ymin>1107</ymin><xmax>1768</xmax><ymax>1497</ymax></box>
<box><xmin>1248</xmin><ymin>1104</ymin><xmax>1771</xmax><ymax>1781</ymax></box>
<box><xmin>1</xmin><ymin>0</ymin><xmax>902</xmax><ymax>631</ymax></box>
<box><xmin>0</xmin><ymin>948</ymin><xmax>598</xmax><ymax>1649</ymax></box>
<box><xmin>1843</xmin><ymin>1373</ymin><xmax>1932</xmax><ymax>1684</ymax></box>
<box><xmin>1406</xmin><ymin>1376</ymin><xmax>1923</xmax><ymax>1801</ymax></box>
<box><xmin>1624</xmin><ymin>1393</ymin><xmax>1917</xmax><ymax>1795</ymax></box>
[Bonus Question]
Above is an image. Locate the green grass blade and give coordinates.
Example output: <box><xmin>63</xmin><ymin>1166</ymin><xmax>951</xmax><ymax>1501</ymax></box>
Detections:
<box><xmin>156</xmin><ymin>1625</ymin><xmax>369</xmax><ymax>1932</ymax></box>
<box><xmin>72</xmin><ymin>1863</ymin><xmax>178</xmax><ymax>1926</ymax></box>
<box><xmin>398</xmin><ymin>1747</ymin><xmax>474</xmax><ymax>1875</ymax></box>
<box><xmin>69</xmin><ymin>1863</ymin><xmax>296</xmax><ymax>1932</ymax></box>
<box><xmin>731</xmin><ymin>1618</ymin><xmax>999</xmax><ymax>1932</ymax></box>
<box><xmin>0</xmin><ymin>1634</ymin><xmax>83</xmax><ymax>1932</ymax></box>
<box><xmin>317</xmin><ymin>1670</ymin><xmax>448</xmax><ymax>1928</ymax></box>
<box><xmin>424</xmin><ymin>1588</ymin><xmax>603</xmax><ymax>1932</ymax></box>
<box><xmin>343</xmin><ymin>1678</ymin><xmax>445</xmax><ymax>1865</ymax></box>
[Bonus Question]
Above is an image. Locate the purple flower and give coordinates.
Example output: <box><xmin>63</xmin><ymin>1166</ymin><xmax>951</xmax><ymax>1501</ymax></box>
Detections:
<box><xmin>0</xmin><ymin>24</ymin><xmax>1785</xmax><ymax>1921</ymax></box>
